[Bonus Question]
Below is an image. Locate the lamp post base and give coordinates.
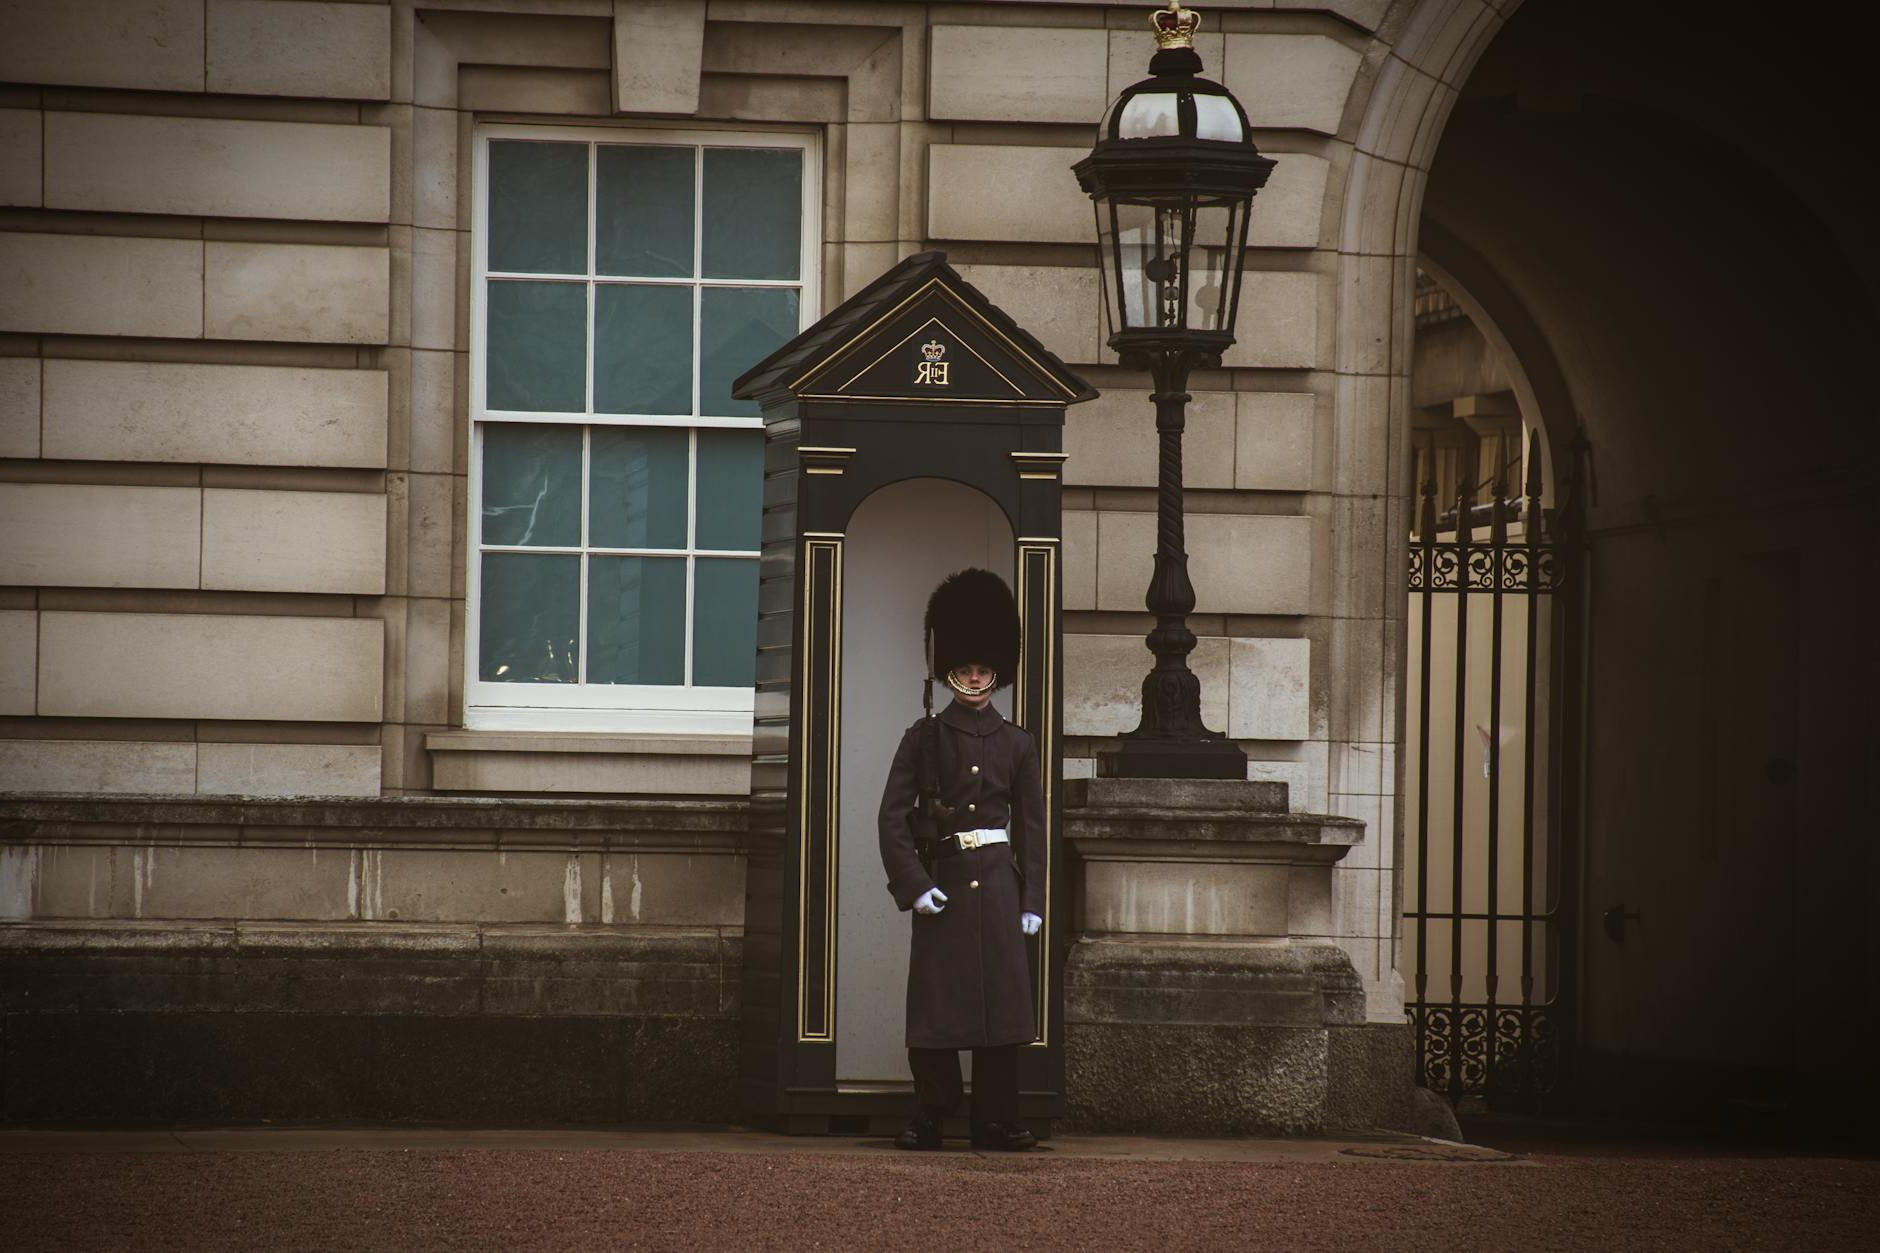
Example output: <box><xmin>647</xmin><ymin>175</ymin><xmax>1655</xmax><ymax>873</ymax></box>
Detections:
<box><xmin>1097</xmin><ymin>737</ymin><xmax>1248</xmax><ymax>780</ymax></box>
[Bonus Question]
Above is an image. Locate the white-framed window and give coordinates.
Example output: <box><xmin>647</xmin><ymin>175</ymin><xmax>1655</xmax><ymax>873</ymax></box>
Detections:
<box><xmin>467</xmin><ymin>122</ymin><xmax>819</xmax><ymax>733</ymax></box>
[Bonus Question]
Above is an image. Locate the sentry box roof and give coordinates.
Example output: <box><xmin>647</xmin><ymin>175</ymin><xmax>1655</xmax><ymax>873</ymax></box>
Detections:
<box><xmin>732</xmin><ymin>250</ymin><xmax>1097</xmax><ymax>414</ymax></box>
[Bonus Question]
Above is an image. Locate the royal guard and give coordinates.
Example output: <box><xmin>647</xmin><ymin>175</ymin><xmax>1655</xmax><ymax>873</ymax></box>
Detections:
<box><xmin>876</xmin><ymin>568</ymin><xmax>1046</xmax><ymax>1151</ymax></box>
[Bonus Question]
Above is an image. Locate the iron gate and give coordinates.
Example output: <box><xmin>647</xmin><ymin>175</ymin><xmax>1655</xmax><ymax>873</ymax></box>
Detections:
<box><xmin>1404</xmin><ymin>431</ymin><xmax>1581</xmax><ymax>1110</ymax></box>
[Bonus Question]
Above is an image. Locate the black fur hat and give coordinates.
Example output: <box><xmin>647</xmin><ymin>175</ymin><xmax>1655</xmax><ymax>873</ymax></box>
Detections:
<box><xmin>925</xmin><ymin>568</ymin><xmax>1020</xmax><ymax>690</ymax></box>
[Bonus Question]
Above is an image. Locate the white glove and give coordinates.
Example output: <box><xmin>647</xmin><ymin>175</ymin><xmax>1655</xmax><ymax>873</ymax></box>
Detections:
<box><xmin>1020</xmin><ymin>912</ymin><xmax>1042</xmax><ymax>936</ymax></box>
<box><xmin>915</xmin><ymin>887</ymin><xmax>949</xmax><ymax>915</ymax></box>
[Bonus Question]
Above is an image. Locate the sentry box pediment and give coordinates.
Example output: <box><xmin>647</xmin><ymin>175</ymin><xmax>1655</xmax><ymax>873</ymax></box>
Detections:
<box><xmin>731</xmin><ymin>251</ymin><xmax>1095</xmax><ymax>1133</ymax></box>
<box><xmin>735</xmin><ymin>250</ymin><xmax>1097</xmax><ymax>416</ymax></box>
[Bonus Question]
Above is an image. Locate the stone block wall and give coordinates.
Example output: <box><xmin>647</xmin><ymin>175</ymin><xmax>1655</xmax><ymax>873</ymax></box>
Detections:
<box><xmin>0</xmin><ymin>0</ymin><xmax>404</xmax><ymax>798</ymax></box>
<box><xmin>0</xmin><ymin>795</ymin><xmax>748</xmax><ymax>1121</ymax></box>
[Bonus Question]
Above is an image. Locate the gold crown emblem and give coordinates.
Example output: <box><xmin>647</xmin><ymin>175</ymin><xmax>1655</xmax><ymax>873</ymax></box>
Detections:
<box><xmin>1151</xmin><ymin>1</ymin><xmax>1200</xmax><ymax>49</ymax></box>
<box><xmin>921</xmin><ymin>339</ymin><xmax>947</xmax><ymax>361</ymax></box>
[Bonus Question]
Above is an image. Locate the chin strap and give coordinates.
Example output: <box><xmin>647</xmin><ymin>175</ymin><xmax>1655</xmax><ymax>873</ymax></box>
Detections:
<box><xmin>943</xmin><ymin>669</ymin><xmax>996</xmax><ymax>698</ymax></box>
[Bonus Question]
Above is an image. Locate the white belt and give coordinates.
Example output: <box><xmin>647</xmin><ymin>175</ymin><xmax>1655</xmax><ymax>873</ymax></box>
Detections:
<box><xmin>952</xmin><ymin>827</ymin><xmax>1009</xmax><ymax>850</ymax></box>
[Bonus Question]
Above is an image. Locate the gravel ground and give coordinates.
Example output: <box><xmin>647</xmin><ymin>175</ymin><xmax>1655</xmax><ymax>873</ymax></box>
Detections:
<box><xmin>4</xmin><ymin>1137</ymin><xmax>1876</xmax><ymax>1252</ymax></box>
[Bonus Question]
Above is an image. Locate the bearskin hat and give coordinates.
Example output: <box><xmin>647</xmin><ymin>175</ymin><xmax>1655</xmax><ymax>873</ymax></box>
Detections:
<box><xmin>925</xmin><ymin>567</ymin><xmax>1020</xmax><ymax>690</ymax></box>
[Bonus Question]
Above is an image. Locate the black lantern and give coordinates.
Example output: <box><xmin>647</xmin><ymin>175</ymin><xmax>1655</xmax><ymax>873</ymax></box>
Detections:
<box><xmin>1073</xmin><ymin>2</ymin><xmax>1275</xmax><ymax>779</ymax></box>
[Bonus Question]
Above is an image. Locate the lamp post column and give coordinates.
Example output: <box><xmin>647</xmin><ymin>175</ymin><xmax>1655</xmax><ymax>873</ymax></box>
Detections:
<box><xmin>1134</xmin><ymin>351</ymin><xmax>1201</xmax><ymax>739</ymax></box>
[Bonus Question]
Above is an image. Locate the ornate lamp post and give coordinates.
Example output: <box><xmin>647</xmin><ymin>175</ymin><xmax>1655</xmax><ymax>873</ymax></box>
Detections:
<box><xmin>1074</xmin><ymin>2</ymin><xmax>1276</xmax><ymax>779</ymax></box>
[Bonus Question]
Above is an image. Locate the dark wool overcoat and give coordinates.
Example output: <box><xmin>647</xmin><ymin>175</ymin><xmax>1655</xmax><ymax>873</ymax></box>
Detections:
<box><xmin>876</xmin><ymin>699</ymin><xmax>1047</xmax><ymax>1049</ymax></box>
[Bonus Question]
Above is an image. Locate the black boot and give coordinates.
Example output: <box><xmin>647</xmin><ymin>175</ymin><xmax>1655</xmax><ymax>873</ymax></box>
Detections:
<box><xmin>970</xmin><ymin>1122</ymin><xmax>1037</xmax><ymax>1151</ymax></box>
<box><xmin>894</xmin><ymin>1111</ymin><xmax>944</xmax><ymax>1150</ymax></box>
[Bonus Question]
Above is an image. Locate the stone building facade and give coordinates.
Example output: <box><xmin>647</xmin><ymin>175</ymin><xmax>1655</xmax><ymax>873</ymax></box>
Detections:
<box><xmin>1</xmin><ymin>0</ymin><xmax>1871</xmax><ymax>1126</ymax></box>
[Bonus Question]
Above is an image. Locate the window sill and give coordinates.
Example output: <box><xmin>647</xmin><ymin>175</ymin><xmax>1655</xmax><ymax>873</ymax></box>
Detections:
<box><xmin>426</xmin><ymin>730</ymin><xmax>753</xmax><ymax>796</ymax></box>
<box><xmin>462</xmin><ymin>703</ymin><xmax>753</xmax><ymax>737</ymax></box>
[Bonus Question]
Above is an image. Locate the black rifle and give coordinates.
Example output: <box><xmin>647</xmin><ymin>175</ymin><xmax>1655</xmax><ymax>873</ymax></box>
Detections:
<box><xmin>910</xmin><ymin>677</ymin><xmax>955</xmax><ymax>878</ymax></box>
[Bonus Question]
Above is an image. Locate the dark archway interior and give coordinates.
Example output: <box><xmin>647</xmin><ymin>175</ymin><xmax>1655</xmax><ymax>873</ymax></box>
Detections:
<box><xmin>1418</xmin><ymin>0</ymin><xmax>1878</xmax><ymax>1121</ymax></box>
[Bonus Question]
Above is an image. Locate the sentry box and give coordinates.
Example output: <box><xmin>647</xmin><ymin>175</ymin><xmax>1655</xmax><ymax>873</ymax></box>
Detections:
<box><xmin>731</xmin><ymin>251</ymin><xmax>1096</xmax><ymax>1134</ymax></box>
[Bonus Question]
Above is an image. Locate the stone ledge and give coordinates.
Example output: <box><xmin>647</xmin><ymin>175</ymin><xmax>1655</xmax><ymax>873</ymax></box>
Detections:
<box><xmin>426</xmin><ymin>731</ymin><xmax>752</xmax><ymax>756</ymax></box>
<box><xmin>0</xmin><ymin>919</ymin><xmax>735</xmax><ymax>951</ymax></box>
<box><xmin>1067</xmin><ymin>777</ymin><xmax>1291</xmax><ymax>812</ymax></box>
<box><xmin>1065</xmin><ymin>809</ymin><xmax>1363</xmax><ymax>853</ymax></box>
<box><xmin>426</xmin><ymin>731</ymin><xmax>754</xmax><ymax>797</ymax></box>
<box><xmin>0</xmin><ymin>793</ymin><xmax>751</xmax><ymax>850</ymax></box>
<box><xmin>1064</xmin><ymin>777</ymin><xmax>1364</xmax><ymax>851</ymax></box>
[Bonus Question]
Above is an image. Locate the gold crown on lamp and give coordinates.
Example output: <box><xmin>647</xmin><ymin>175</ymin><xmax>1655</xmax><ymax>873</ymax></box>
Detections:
<box><xmin>921</xmin><ymin>339</ymin><xmax>947</xmax><ymax>361</ymax></box>
<box><xmin>1151</xmin><ymin>1</ymin><xmax>1201</xmax><ymax>49</ymax></box>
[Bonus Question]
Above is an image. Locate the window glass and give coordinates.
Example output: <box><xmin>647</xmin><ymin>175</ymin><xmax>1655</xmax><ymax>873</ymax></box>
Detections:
<box><xmin>700</xmin><ymin>287</ymin><xmax>798</xmax><ymax>418</ymax></box>
<box><xmin>590</xmin><ymin>426</ymin><xmax>689</xmax><ymax>550</ymax></box>
<box><xmin>693</xmin><ymin>557</ymin><xmax>759</xmax><ymax>686</ymax></box>
<box><xmin>481</xmin><ymin>424</ymin><xmax>581</xmax><ymax>547</ymax></box>
<box><xmin>587</xmin><ymin>556</ymin><xmax>687</xmax><ymax>685</ymax></box>
<box><xmin>702</xmin><ymin>148</ymin><xmax>802</xmax><ymax>280</ymax></box>
<box><xmin>486</xmin><ymin>281</ymin><xmax>586</xmax><ymax>412</ymax></box>
<box><xmin>597</xmin><ymin>145</ymin><xmax>695</xmax><ymax>278</ymax></box>
<box><xmin>594</xmin><ymin>284</ymin><xmax>693</xmax><ymax>416</ymax></box>
<box><xmin>694</xmin><ymin>429</ymin><xmax>762</xmax><ymax>551</ymax></box>
<box><xmin>489</xmin><ymin>141</ymin><xmax>587</xmax><ymax>274</ymax></box>
<box><xmin>479</xmin><ymin>553</ymin><xmax>579</xmax><ymax>682</ymax></box>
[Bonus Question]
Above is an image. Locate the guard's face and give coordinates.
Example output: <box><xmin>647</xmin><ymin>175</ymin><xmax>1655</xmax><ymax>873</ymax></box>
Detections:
<box><xmin>946</xmin><ymin>663</ymin><xmax>996</xmax><ymax>707</ymax></box>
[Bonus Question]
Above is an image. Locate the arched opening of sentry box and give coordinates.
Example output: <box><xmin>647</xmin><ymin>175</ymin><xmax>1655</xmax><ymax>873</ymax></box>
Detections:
<box><xmin>836</xmin><ymin>477</ymin><xmax>1014</xmax><ymax>1088</ymax></box>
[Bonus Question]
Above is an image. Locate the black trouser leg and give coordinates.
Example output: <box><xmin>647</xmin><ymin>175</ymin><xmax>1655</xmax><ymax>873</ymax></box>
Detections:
<box><xmin>908</xmin><ymin>1047</ymin><xmax>962</xmax><ymax>1121</ymax></box>
<box><xmin>967</xmin><ymin>1044</ymin><xmax>1019</xmax><ymax>1129</ymax></box>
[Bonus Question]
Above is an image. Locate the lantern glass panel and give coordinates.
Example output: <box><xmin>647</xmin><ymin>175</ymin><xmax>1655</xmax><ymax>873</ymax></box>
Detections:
<box><xmin>1095</xmin><ymin>198</ymin><xmax>1119</xmax><ymax>339</ymax></box>
<box><xmin>1101</xmin><ymin>199</ymin><xmax>1183</xmax><ymax>335</ymax></box>
<box><xmin>1114</xmin><ymin>90</ymin><xmax>1182</xmax><ymax>139</ymax></box>
<box><xmin>1193</xmin><ymin>94</ymin><xmax>1245</xmax><ymax>142</ymax></box>
<box><xmin>1096</xmin><ymin>196</ymin><xmax>1140</xmax><ymax>337</ymax></box>
<box><xmin>1185</xmin><ymin>198</ymin><xmax>1240</xmax><ymax>333</ymax></box>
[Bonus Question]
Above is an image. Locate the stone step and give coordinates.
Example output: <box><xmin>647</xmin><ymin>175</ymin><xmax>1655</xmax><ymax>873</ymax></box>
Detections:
<box><xmin>1064</xmin><ymin>776</ymin><xmax>1290</xmax><ymax>814</ymax></box>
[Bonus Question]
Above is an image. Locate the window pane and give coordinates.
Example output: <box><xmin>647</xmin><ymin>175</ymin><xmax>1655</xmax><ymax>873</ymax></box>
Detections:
<box><xmin>702</xmin><ymin>148</ymin><xmax>801</xmax><ymax>280</ymax></box>
<box><xmin>590</xmin><ymin>426</ymin><xmax>688</xmax><ymax>550</ymax></box>
<box><xmin>486</xmin><ymin>280</ymin><xmax>586</xmax><ymax>412</ymax></box>
<box><xmin>596</xmin><ymin>145</ymin><xmax>695</xmax><ymax>278</ymax></box>
<box><xmin>481</xmin><ymin>423</ymin><xmax>581</xmax><ymax>547</ymax></box>
<box><xmin>693</xmin><ymin>558</ymin><xmax>758</xmax><ymax>687</ymax></box>
<box><xmin>479</xmin><ymin>553</ymin><xmax>579</xmax><ymax>682</ymax></box>
<box><xmin>700</xmin><ymin>287</ymin><xmax>798</xmax><ymax>418</ymax></box>
<box><xmin>594</xmin><ymin>284</ymin><xmax>692</xmax><ymax>416</ymax></box>
<box><xmin>695</xmin><ymin>428</ymin><xmax>762</xmax><ymax>550</ymax></box>
<box><xmin>488</xmin><ymin>140</ymin><xmax>588</xmax><ymax>274</ymax></box>
<box><xmin>588</xmin><ymin>556</ymin><xmax>685</xmax><ymax>685</ymax></box>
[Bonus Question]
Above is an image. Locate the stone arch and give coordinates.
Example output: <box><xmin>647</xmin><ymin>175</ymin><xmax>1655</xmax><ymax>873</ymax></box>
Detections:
<box><xmin>1356</xmin><ymin>0</ymin><xmax>1879</xmax><ymax>1117</ymax></box>
<box><xmin>1333</xmin><ymin>0</ymin><xmax>1527</xmax><ymax>440</ymax></box>
<box><xmin>1413</xmin><ymin>217</ymin><xmax>1570</xmax><ymax>507</ymax></box>
<box><xmin>1307</xmin><ymin>4</ymin><xmax>1528</xmax><ymax>1022</ymax></box>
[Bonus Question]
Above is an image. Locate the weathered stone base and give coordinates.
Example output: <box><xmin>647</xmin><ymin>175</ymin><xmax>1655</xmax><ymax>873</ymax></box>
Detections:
<box><xmin>1068</xmin><ymin>1020</ymin><xmax>1331</xmax><ymax>1134</ymax></box>
<box><xmin>1065</xmin><ymin>936</ymin><xmax>1446</xmax><ymax>1135</ymax></box>
<box><xmin>1327</xmin><ymin>1018</ymin><xmax>1462</xmax><ymax>1139</ymax></box>
<box><xmin>0</xmin><ymin>922</ymin><xmax>740</xmax><ymax>1123</ymax></box>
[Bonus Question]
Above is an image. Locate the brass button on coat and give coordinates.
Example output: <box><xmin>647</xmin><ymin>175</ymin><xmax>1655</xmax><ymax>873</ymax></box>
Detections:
<box><xmin>970</xmin><ymin>880</ymin><xmax>980</xmax><ymax>889</ymax></box>
<box><xmin>971</xmin><ymin>765</ymin><xmax>980</xmax><ymax>774</ymax></box>
<box><xmin>967</xmin><ymin>803</ymin><xmax>976</xmax><ymax>812</ymax></box>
